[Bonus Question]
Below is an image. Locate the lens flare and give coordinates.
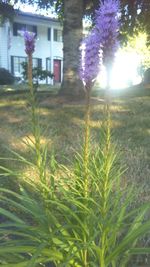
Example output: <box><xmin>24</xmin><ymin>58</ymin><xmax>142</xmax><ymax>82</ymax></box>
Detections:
<box><xmin>97</xmin><ymin>50</ymin><xmax>142</xmax><ymax>89</ymax></box>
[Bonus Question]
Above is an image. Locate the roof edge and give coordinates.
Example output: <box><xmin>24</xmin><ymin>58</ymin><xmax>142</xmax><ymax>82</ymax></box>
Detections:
<box><xmin>15</xmin><ymin>9</ymin><xmax>59</xmax><ymax>23</ymax></box>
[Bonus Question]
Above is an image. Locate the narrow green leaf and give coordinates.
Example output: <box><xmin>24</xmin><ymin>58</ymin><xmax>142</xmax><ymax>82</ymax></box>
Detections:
<box><xmin>0</xmin><ymin>207</ymin><xmax>24</xmax><ymax>223</ymax></box>
<box><xmin>129</xmin><ymin>247</ymin><xmax>150</xmax><ymax>255</ymax></box>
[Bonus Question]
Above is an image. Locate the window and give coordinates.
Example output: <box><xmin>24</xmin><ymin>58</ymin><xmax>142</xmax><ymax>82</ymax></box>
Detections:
<box><xmin>13</xmin><ymin>23</ymin><xmax>37</xmax><ymax>36</ymax></box>
<box><xmin>48</xmin><ymin>28</ymin><xmax>51</xmax><ymax>41</ymax></box>
<box><xmin>46</xmin><ymin>57</ymin><xmax>51</xmax><ymax>71</ymax></box>
<box><xmin>54</xmin><ymin>29</ymin><xmax>62</xmax><ymax>42</ymax></box>
<box><xmin>11</xmin><ymin>56</ymin><xmax>27</xmax><ymax>76</ymax></box>
<box><xmin>33</xmin><ymin>58</ymin><xmax>42</xmax><ymax>68</ymax></box>
<box><xmin>11</xmin><ymin>56</ymin><xmax>42</xmax><ymax>76</ymax></box>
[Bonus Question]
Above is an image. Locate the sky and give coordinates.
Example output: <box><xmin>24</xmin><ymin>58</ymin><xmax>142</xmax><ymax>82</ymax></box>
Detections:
<box><xmin>13</xmin><ymin>1</ymin><xmax>57</xmax><ymax>18</ymax></box>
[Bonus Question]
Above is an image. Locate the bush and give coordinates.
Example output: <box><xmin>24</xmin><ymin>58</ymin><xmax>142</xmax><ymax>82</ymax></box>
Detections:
<box><xmin>0</xmin><ymin>68</ymin><xmax>14</xmax><ymax>85</ymax></box>
<box><xmin>143</xmin><ymin>68</ymin><xmax>150</xmax><ymax>84</ymax></box>
<box><xmin>21</xmin><ymin>62</ymin><xmax>54</xmax><ymax>86</ymax></box>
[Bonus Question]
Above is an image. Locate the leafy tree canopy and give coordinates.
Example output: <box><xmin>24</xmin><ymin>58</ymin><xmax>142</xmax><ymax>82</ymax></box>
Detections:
<box><xmin>0</xmin><ymin>1</ymin><xmax>15</xmax><ymax>24</ymax></box>
<box><xmin>120</xmin><ymin>0</ymin><xmax>150</xmax><ymax>42</ymax></box>
<box><xmin>1</xmin><ymin>0</ymin><xmax>150</xmax><ymax>40</ymax></box>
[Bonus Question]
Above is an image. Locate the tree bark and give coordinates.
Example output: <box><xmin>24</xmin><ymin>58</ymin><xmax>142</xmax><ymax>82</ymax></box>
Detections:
<box><xmin>59</xmin><ymin>0</ymin><xmax>85</xmax><ymax>98</ymax></box>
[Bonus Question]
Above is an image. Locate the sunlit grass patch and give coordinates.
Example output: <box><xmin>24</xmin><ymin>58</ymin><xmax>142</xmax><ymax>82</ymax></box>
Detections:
<box><xmin>0</xmin><ymin>87</ymin><xmax>149</xmax><ymax>197</ymax></box>
<box><xmin>0</xmin><ymin>85</ymin><xmax>149</xmax><ymax>266</ymax></box>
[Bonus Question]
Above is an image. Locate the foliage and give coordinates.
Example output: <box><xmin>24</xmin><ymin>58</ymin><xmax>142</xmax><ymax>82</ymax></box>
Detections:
<box><xmin>0</xmin><ymin>68</ymin><xmax>14</xmax><ymax>85</ymax></box>
<box><xmin>0</xmin><ymin>1</ymin><xmax>150</xmax><ymax>266</ymax></box>
<box><xmin>0</xmin><ymin>87</ymin><xmax>150</xmax><ymax>266</ymax></box>
<box><xmin>2</xmin><ymin>0</ymin><xmax>150</xmax><ymax>40</ymax></box>
<box><xmin>143</xmin><ymin>68</ymin><xmax>150</xmax><ymax>84</ymax></box>
<box><xmin>122</xmin><ymin>31</ymin><xmax>150</xmax><ymax>74</ymax></box>
<box><xmin>0</xmin><ymin>2</ymin><xmax>15</xmax><ymax>25</ymax></box>
<box><xmin>120</xmin><ymin>0</ymin><xmax>150</xmax><ymax>42</ymax></box>
<box><xmin>21</xmin><ymin>62</ymin><xmax>54</xmax><ymax>86</ymax></box>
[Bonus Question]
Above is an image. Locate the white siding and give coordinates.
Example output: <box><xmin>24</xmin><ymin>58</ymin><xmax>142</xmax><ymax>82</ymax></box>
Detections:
<box><xmin>0</xmin><ymin>23</ymin><xmax>9</xmax><ymax>69</ymax></box>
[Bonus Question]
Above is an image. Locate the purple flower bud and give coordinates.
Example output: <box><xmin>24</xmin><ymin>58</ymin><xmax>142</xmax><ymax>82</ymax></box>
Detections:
<box><xmin>79</xmin><ymin>28</ymin><xmax>102</xmax><ymax>88</ymax></box>
<box><xmin>95</xmin><ymin>0</ymin><xmax>120</xmax><ymax>66</ymax></box>
<box><xmin>23</xmin><ymin>31</ymin><xmax>36</xmax><ymax>55</ymax></box>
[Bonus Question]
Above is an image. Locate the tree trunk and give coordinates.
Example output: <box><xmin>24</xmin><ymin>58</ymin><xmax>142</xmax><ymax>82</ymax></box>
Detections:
<box><xmin>59</xmin><ymin>0</ymin><xmax>85</xmax><ymax>98</ymax></box>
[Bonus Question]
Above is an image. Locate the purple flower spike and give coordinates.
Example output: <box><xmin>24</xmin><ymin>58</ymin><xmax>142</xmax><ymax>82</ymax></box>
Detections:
<box><xmin>79</xmin><ymin>0</ymin><xmax>120</xmax><ymax>87</ymax></box>
<box><xmin>23</xmin><ymin>31</ymin><xmax>36</xmax><ymax>55</ymax></box>
<box><xmin>79</xmin><ymin>29</ymin><xmax>102</xmax><ymax>88</ymax></box>
<box><xmin>95</xmin><ymin>0</ymin><xmax>120</xmax><ymax>66</ymax></box>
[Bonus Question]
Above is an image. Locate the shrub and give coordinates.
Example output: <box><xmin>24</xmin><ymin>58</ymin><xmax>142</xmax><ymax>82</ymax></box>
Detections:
<box><xmin>21</xmin><ymin>62</ymin><xmax>54</xmax><ymax>86</ymax></box>
<box><xmin>0</xmin><ymin>68</ymin><xmax>14</xmax><ymax>85</ymax></box>
<box><xmin>143</xmin><ymin>68</ymin><xmax>150</xmax><ymax>84</ymax></box>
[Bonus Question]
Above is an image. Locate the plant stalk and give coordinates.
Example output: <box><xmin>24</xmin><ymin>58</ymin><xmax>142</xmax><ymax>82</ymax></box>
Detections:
<box><xmin>27</xmin><ymin>53</ymin><xmax>44</xmax><ymax>182</ymax></box>
<box><xmin>28</xmin><ymin>53</ymin><xmax>33</xmax><ymax>94</ymax></box>
<box><xmin>99</xmin><ymin>65</ymin><xmax>112</xmax><ymax>267</ymax></box>
<box><xmin>84</xmin><ymin>86</ymin><xmax>91</xmax><ymax>198</ymax></box>
<box><xmin>105</xmin><ymin>64</ymin><xmax>112</xmax><ymax>153</ymax></box>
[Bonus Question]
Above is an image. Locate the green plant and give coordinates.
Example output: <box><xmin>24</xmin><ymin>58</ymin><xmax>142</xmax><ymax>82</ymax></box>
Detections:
<box><xmin>21</xmin><ymin>62</ymin><xmax>54</xmax><ymax>88</ymax></box>
<box><xmin>0</xmin><ymin>3</ymin><xmax>150</xmax><ymax>266</ymax></box>
<box><xmin>0</xmin><ymin>117</ymin><xmax>150</xmax><ymax>266</ymax></box>
<box><xmin>0</xmin><ymin>68</ymin><xmax>14</xmax><ymax>85</ymax></box>
<box><xmin>143</xmin><ymin>68</ymin><xmax>150</xmax><ymax>84</ymax></box>
<box><xmin>0</xmin><ymin>62</ymin><xmax>150</xmax><ymax>266</ymax></box>
<box><xmin>0</xmin><ymin>2</ymin><xmax>15</xmax><ymax>25</ymax></box>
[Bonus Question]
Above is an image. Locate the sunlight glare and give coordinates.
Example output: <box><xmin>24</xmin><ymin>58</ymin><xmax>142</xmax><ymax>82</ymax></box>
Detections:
<box><xmin>97</xmin><ymin>50</ymin><xmax>142</xmax><ymax>90</ymax></box>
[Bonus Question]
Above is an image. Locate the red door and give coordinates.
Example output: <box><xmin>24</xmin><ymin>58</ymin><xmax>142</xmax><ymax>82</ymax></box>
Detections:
<box><xmin>54</xmin><ymin>60</ymin><xmax>61</xmax><ymax>83</ymax></box>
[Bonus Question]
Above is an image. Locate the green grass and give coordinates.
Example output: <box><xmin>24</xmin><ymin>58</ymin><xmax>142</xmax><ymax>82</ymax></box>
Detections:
<box><xmin>0</xmin><ymin>83</ymin><xmax>60</xmax><ymax>93</ymax></box>
<box><xmin>0</xmin><ymin>85</ymin><xmax>150</xmax><ymax>266</ymax></box>
<box><xmin>0</xmin><ymin>85</ymin><xmax>150</xmax><ymax>199</ymax></box>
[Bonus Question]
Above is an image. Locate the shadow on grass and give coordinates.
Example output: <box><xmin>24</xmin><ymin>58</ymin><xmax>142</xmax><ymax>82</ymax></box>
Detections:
<box><xmin>0</xmin><ymin>88</ymin><xmax>149</xmax><ymax>194</ymax></box>
<box><xmin>0</xmin><ymin>88</ymin><xmax>150</xmax><ymax>266</ymax></box>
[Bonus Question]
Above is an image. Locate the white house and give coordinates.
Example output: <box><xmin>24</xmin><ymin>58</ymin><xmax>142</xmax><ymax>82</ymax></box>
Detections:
<box><xmin>0</xmin><ymin>10</ymin><xmax>63</xmax><ymax>84</ymax></box>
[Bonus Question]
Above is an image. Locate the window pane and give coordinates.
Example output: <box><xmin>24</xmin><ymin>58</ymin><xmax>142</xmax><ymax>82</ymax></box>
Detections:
<box><xmin>26</xmin><ymin>24</ymin><xmax>37</xmax><ymax>35</ymax></box>
<box><xmin>14</xmin><ymin>57</ymin><xmax>19</xmax><ymax>73</ymax></box>
<box><xmin>13</xmin><ymin>23</ymin><xmax>26</xmax><ymax>36</ymax></box>
<box><xmin>19</xmin><ymin>58</ymin><xmax>26</xmax><ymax>74</ymax></box>
<box><xmin>11</xmin><ymin>57</ymin><xmax>42</xmax><ymax>77</ymax></box>
<box><xmin>37</xmin><ymin>59</ymin><xmax>42</xmax><ymax>68</ymax></box>
<box><xmin>13</xmin><ymin>23</ymin><xmax>18</xmax><ymax>36</ymax></box>
<box><xmin>57</xmin><ymin>30</ymin><xmax>62</xmax><ymax>42</ymax></box>
<box><xmin>32</xmin><ymin>58</ymin><xmax>42</xmax><ymax>68</ymax></box>
<box><xmin>13</xmin><ymin>23</ymin><xmax>37</xmax><ymax>36</ymax></box>
<box><xmin>32</xmin><ymin>26</ymin><xmax>37</xmax><ymax>36</ymax></box>
<box><xmin>46</xmin><ymin>58</ymin><xmax>51</xmax><ymax>71</ymax></box>
<box><xmin>54</xmin><ymin>29</ymin><xmax>62</xmax><ymax>42</ymax></box>
<box><xmin>54</xmin><ymin>29</ymin><xmax>57</xmax><ymax>41</ymax></box>
<box><xmin>48</xmin><ymin>28</ymin><xmax>51</xmax><ymax>41</ymax></box>
<box><xmin>12</xmin><ymin>56</ymin><xmax>26</xmax><ymax>76</ymax></box>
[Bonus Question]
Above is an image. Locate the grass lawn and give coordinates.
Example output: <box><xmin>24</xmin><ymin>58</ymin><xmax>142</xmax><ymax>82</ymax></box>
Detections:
<box><xmin>0</xmin><ymin>85</ymin><xmax>150</xmax><ymax>197</ymax></box>
<box><xmin>0</xmin><ymin>84</ymin><xmax>150</xmax><ymax>266</ymax></box>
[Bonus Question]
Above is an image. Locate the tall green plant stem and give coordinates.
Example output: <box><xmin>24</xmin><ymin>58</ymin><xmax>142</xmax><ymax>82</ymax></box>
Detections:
<box><xmin>105</xmin><ymin>65</ymin><xmax>112</xmax><ymax>152</ymax></box>
<box><xmin>82</xmin><ymin>86</ymin><xmax>91</xmax><ymax>267</ymax></box>
<box><xmin>28</xmin><ymin>54</ymin><xmax>33</xmax><ymax>93</ymax></box>
<box><xmin>28</xmin><ymin>53</ymin><xmax>44</xmax><ymax>182</ymax></box>
<box><xmin>84</xmin><ymin>86</ymin><xmax>91</xmax><ymax>198</ymax></box>
<box><xmin>100</xmin><ymin>65</ymin><xmax>112</xmax><ymax>267</ymax></box>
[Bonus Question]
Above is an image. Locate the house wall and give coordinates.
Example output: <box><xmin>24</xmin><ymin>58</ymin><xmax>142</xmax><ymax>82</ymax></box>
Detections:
<box><xmin>0</xmin><ymin>12</ymin><xmax>63</xmax><ymax>84</ymax></box>
<box><xmin>0</xmin><ymin>22</ymin><xmax>10</xmax><ymax>70</ymax></box>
